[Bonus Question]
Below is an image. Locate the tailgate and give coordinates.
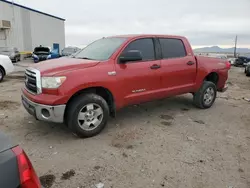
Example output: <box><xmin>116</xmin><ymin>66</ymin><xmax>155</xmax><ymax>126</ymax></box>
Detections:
<box><xmin>0</xmin><ymin>132</ymin><xmax>20</xmax><ymax>188</ymax></box>
<box><xmin>0</xmin><ymin>150</ymin><xmax>20</xmax><ymax>188</ymax></box>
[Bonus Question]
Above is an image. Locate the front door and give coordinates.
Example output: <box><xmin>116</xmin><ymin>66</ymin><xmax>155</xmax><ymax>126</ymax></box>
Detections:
<box><xmin>158</xmin><ymin>38</ymin><xmax>197</xmax><ymax>96</ymax></box>
<box><xmin>115</xmin><ymin>38</ymin><xmax>162</xmax><ymax>106</ymax></box>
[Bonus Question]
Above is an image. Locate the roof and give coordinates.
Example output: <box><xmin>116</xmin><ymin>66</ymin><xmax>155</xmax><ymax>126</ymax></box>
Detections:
<box><xmin>110</xmin><ymin>34</ymin><xmax>185</xmax><ymax>39</ymax></box>
<box><xmin>0</xmin><ymin>0</ymin><xmax>65</xmax><ymax>21</ymax></box>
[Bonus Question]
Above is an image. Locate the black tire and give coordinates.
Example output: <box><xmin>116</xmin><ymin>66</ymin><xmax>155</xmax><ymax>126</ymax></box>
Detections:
<box><xmin>0</xmin><ymin>67</ymin><xmax>4</xmax><ymax>82</ymax></box>
<box><xmin>66</xmin><ymin>93</ymin><xmax>109</xmax><ymax>138</ymax></box>
<box><xmin>246</xmin><ymin>71</ymin><xmax>250</xmax><ymax>77</ymax></box>
<box><xmin>193</xmin><ymin>81</ymin><xmax>217</xmax><ymax>109</ymax></box>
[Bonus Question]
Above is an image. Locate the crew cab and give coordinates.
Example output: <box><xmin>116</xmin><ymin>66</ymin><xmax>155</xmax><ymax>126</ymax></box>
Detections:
<box><xmin>21</xmin><ymin>35</ymin><xmax>230</xmax><ymax>138</ymax></box>
<box><xmin>0</xmin><ymin>132</ymin><xmax>42</xmax><ymax>188</ymax></box>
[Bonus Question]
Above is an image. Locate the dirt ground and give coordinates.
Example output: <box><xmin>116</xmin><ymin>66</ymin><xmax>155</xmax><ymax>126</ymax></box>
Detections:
<box><xmin>0</xmin><ymin>66</ymin><xmax>250</xmax><ymax>188</ymax></box>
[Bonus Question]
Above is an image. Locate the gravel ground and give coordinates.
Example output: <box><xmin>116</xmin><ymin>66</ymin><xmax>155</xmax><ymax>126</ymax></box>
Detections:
<box><xmin>0</xmin><ymin>66</ymin><xmax>250</xmax><ymax>188</ymax></box>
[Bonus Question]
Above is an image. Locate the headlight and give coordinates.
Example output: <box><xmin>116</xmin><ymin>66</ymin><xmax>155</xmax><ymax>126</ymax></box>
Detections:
<box><xmin>41</xmin><ymin>76</ymin><xmax>66</xmax><ymax>89</ymax></box>
<box><xmin>32</xmin><ymin>54</ymin><xmax>38</xmax><ymax>58</ymax></box>
<box><xmin>47</xmin><ymin>55</ymin><xmax>52</xmax><ymax>59</ymax></box>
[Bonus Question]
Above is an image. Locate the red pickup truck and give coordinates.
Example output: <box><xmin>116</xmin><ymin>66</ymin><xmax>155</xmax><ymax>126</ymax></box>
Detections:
<box><xmin>22</xmin><ymin>34</ymin><xmax>230</xmax><ymax>137</ymax></box>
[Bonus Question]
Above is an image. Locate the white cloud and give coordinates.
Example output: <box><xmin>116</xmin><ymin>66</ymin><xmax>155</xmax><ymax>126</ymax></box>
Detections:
<box><xmin>12</xmin><ymin>0</ymin><xmax>250</xmax><ymax>47</ymax></box>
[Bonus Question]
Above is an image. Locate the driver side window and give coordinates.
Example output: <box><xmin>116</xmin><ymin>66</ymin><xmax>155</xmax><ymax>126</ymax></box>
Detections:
<box><xmin>123</xmin><ymin>38</ymin><xmax>155</xmax><ymax>61</ymax></box>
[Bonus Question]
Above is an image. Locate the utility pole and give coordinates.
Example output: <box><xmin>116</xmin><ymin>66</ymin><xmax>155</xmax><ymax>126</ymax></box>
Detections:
<box><xmin>234</xmin><ymin>35</ymin><xmax>237</xmax><ymax>57</ymax></box>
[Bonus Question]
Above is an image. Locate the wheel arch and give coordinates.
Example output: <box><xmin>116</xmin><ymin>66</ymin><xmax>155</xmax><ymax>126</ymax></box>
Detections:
<box><xmin>203</xmin><ymin>72</ymin><xmax>219</xmax><ymax>87</ymax></box>
<box><xmin>64</xmin><ymin>86</ymin><xmax>116</xmax><ymax>122</ymax></box>
<box><xmin>0</xmin><ymin>65</ymin><xmax>6</xmax><ymax>76</ymax></box>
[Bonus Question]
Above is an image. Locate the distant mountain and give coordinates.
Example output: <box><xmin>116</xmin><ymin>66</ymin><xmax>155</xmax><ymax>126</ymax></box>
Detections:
<box><xmin>193</xmin><ymin>46</ymin><xmax>250</xmax><ymax>53</ymax></box>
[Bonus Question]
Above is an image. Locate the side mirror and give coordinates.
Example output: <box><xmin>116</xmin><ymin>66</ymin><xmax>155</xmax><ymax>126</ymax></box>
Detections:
<box><xmin>119</xmin><ymin>50</ymin><xmax>142</xmax><ymax>63</ymax></box>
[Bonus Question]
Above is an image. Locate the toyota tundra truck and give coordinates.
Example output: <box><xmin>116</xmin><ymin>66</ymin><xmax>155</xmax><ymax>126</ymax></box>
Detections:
<box><xmin>21</xmin><ymin>34</ymin><xmax>230</xmax><ymax>138</ymax></box>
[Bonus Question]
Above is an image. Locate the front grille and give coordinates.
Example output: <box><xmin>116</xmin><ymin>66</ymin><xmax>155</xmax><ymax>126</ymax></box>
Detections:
<box><xmin>38</xmin><ymin>55</ymin><xmax>48</xmax><ymax>61</ymax></box>
<box><xmin>25</xmin><ymin>69</ymin><xmax>37</xmax><ymax>94</ymax></box>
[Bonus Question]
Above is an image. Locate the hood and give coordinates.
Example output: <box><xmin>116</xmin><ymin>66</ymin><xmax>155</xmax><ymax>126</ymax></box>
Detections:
<box><xmin>32</xmin><ymin>57</ymin><xmax>100</xmax><ymax>76</ymax></box>
<box><xmin>0</xmin><ymin>54</ymin><xmax>11</xmax><ymax>60</ymax></box>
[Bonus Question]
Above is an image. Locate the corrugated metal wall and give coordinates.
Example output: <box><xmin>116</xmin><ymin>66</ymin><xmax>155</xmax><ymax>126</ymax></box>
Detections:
<box><xmin>21</xmin><ymin>9</ymin><xmax>32</xmax><ymax>51</ymax></box>
<box><xmin>0</xmin><ymin>2</ymin><xmax>25</xmax><ymax>50</ymax></box>
<box><xmin>30</xmin><ymin>11</ymin><xmax>65</xmax><ymax>52</ymax></box>
<box><xmin>0</xmin><ymin>1</ymin><xmax>65</xmax><ymax>52</ymax></box>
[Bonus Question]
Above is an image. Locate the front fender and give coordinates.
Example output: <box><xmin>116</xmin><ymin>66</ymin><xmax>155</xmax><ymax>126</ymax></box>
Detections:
<box><xmin>0</xmin><ymin>55</ymin><xmax>14</xmax><ymax>75</ymax></box>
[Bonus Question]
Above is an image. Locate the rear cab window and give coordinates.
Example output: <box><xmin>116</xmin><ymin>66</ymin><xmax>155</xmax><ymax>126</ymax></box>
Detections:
<box><xmin>159</xmin><ymin>38</ymin><xmax>187</xmax><ymax>59</ymax></box>
<box><xmin>122</xmin><ymin>38</ymin><xmax>155</xmax><ymax>61</ymax></box>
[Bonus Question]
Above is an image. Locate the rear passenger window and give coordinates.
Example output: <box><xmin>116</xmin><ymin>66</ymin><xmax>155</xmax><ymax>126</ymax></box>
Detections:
<box><xmin>159</xmin><ymin>38</ymin><xmax>186</xmax><ymax>59</ymax></box>
<box><xmin>123</xmin><ymin>38</ymin><xmax>155</xmax><ymax>61</ymax></box>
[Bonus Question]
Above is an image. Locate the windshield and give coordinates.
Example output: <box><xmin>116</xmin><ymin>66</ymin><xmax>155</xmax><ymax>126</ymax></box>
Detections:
<box><xmin>0</xmin><ymin>47</ymin><xmax>13</xmax><ymax>52</ymax></box>
<box><xmin>74</xmin><ymin>37</ymin><xmax>127</xmax><ymax>60</ymax></box>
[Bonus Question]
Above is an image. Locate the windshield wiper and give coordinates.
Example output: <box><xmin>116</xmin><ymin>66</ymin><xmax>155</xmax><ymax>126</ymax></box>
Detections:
<box><xmin>76</xmin><ymin>57</ymin><xmax>94</xmax><ymax>60</ymax></box>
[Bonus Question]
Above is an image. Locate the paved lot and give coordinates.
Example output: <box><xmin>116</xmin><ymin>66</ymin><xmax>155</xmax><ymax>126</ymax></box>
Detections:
<box><xmin>1</xmin><ymin>66</ymin><xmax>250</xmax><ymax>188</ymax></box>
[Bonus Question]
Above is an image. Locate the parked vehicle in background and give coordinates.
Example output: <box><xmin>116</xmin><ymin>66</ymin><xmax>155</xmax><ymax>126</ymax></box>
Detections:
<box><xmin>245</xmin><ymin>62</ymin><xmax>250</xmax><ymax>76</ymax></box>
<box><xmin>21</xmin><ymin>34</ymin><xmax>230</xmax><ymax>138</ymax></box>
<box><xmin>228</xmin><ymin>58</ymin><xmax>236</xmax><ymax>65</ymax></box>
<box><xmin>234</xmin><ymin>56</ymin><xmax>250</xmax><ymax>67</ymax></box>
<box><xmin>62</xmin><ymin>47</ymin><xmax>80</xmax><ymax>56</ymax></box>
<box><xmin>0</xmin><ymin>132</ymin><xmax>42</xmax><ymax>188</ymax></box>
<box><xmin>0</xmin><ymin>47</ymin><xmax>21</xmax><ymax>62</ymax></box>
<box><xmin>0</xmin><ymin>55</ymin><xmax>14</xmax><ymax>82</ymax></box>
<box><xmin>212</xmin><ymin>54</ymin><xmax>227</xmax><ymax>59</ymax></box>
<box><xmin>32</xmin><ymin>46</ymin><xmax>60</xmax><ymax>63</ymax></box>
<box><xmin>69</xmin><ymin>49</ymin><xmax>81</xmax><ymax>57</ymax></box>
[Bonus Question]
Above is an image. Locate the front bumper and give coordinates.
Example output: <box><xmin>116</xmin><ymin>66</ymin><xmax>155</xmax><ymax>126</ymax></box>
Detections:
<box><xmin>21</xmin><ymin>95</ymin><xmax>66</xmax><ymax>123</ymax></box>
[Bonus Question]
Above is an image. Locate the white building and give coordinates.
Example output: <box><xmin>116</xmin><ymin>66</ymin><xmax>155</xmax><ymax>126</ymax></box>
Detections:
<box><xmin>0</xmin><ymin>0</ymin><xmax>65</xmax><ymax>52</ymax></box>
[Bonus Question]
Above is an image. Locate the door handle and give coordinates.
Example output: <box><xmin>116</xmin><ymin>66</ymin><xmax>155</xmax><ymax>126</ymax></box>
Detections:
<box><xmin>150</xmin><ymin>64</ymin><xmax>161</xmax><ymax>69</ymax></box>
<box><xmin>187</xmin><ymin>61</ymin><xmax>195</xmax><ymax>65</ymax></box>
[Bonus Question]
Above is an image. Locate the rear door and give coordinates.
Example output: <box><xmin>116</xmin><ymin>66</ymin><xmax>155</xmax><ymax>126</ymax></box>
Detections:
<box><xmin>115</xmin><ymin>38</ymin><xmax>162</xmax><ymax>106</ymax></box>
<box><xmin>158</xmin><ymin>38</ymin><xmax>196</xmax><ymax>95</ymax></box>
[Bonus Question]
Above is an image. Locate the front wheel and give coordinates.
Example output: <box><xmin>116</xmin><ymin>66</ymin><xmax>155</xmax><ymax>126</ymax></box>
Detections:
<box><xmin>246</xmin><ymin>70</ymin><xmax>250</xmax><ymax>77</ymax></box>
<box><xmin>0</xmin><ymin>68</ymin><xmax>4</xmax><ymax>82</ymax></box>
<box><xmin>66</xmin><ymin>93</ymin><xmax>109</xmax><ymax>138</ymax></box>
<box><xmin>193</xmin><ymin>81</ymin><xmax>217</xmax><ymax>109</ymax></box>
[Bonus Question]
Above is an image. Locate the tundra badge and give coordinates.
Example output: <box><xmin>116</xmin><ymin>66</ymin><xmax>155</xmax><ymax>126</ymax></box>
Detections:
<box><xmin>132</xmin><ymin>89</ymin><xmax>146</xmax><ymax>93</ymax></box>
<box><xmin>108</xmin><ymin>71</ymin><xmax>116</xmax><ymax>76</ymax></box>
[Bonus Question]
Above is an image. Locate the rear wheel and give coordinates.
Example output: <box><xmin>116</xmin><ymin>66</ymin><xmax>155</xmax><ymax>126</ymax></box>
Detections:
<box><xmin>193</xmin><ymin>81</ymin><xmax>217</xmax><ymax>109</ymax></box>
<box><xmin>0</xmin><ymin>67</ymin><xmax>4</xmax><ymax>82</ymax></box>
<box><xmin>66</xmin><ymin>93</ymin><xmax>109</xmax><ymax>138</ymax></box>
<box><xmin>246</xmin><ymin>69</ymin><xmax>250</xmax><ymax>77</ymax></box>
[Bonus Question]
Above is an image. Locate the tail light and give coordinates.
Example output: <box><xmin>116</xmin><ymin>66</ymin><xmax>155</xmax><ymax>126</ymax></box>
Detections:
<box><xmin>12</xmin><ymin>146</ymin><xmax>41</xmax><ymax>188</ymax></box>
<box><xmin>226</xmin><ymin>61</ymin><xmax>231</xmax><ymax>69</ymax></box>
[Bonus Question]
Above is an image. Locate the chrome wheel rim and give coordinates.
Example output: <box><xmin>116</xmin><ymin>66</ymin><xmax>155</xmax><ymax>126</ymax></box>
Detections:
<box><xmin>77</xmin><ymin>103</ymin><xmax>103</xmax><ymax>131</ymax></box>
<box><xmin>203</xmin><ymin>87</ymin><xmax>215</xmax><ymax>105</ymax></box>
